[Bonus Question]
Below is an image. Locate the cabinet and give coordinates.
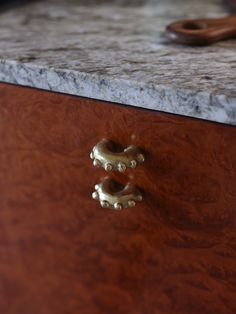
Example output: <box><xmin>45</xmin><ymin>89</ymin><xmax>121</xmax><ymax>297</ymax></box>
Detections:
<box><xmin>0</xmin><ymin>83</ymin><xmax>236</xmax><ymax>314</ymax></box>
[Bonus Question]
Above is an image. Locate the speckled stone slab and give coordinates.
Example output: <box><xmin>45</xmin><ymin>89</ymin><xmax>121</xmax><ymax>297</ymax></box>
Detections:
<box><xmin>0</xmin><ymin>0</ymin><xmax>235</xmax><ymax>125</ymax></box>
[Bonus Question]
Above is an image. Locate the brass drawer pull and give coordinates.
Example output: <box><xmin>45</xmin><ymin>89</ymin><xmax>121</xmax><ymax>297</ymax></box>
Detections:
<box><xmin>92</xmin><ymin>178</ymin><xmax>142</xmax><ymax>210</ymax></box>
<box><xmin>90</xmin><ymin>139</ymin><xmax>145</xmax><ymax>172</ymax></box>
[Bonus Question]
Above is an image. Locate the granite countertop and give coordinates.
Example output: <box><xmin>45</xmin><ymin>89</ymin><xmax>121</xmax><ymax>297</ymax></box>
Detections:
<box><xmin>0</xmin><ymin>0</ymin><xmax>235</xmax><ymax>125</ymax></box>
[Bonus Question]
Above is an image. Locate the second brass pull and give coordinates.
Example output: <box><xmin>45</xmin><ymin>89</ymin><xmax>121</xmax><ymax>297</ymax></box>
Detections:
<box><xmin>92</xmin><ymin>178</ymin><xmax>142</xmax><ymax>210</ymax></box>
<box><xmin>90</xmin><ymin>139</ymin><xmax>145</xmax><ymax>172</ymax></box>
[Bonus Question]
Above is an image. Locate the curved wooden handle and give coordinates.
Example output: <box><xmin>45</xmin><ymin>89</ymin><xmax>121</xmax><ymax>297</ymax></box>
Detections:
<box><xmin>92</xmin><ymin>178</ymin><xmax>143</xmax><ymax>210</ymax></box>
<box><xmin>166</xmin><ymin>15</ymin><xmax>236</xmax><ymax>45</ymax></box>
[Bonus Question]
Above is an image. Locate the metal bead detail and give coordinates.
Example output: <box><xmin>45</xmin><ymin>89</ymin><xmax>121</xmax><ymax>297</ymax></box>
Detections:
<box><xmin>130</xmin><ymin>160</ymin><xmax>137</xmax><ymax>168</ymax></box>
<box><xmin>137</xmin><ymin>195</ymin><xmax>143</xmax><ymax>202</ymax></box>
<box><xmin>105</xmin><ymin>163</ymin><xmax>113</xmax><ymax>172</ymax></box>
<box><xmin>114</xmin><ymin>203</ymin><xmax>123</xmax><ymax>210</ymax></box>
<box><xmin>100</xmin><ymin>200</ymin><xmax>110</xmax><ymax>208</ymax></box>
<box><xmin>92</xmin><ymin>191</ymin><xmax>99</xmax><ymax>200</ymax></box>
<box><xmin>94</xmin><ymin>184</ymin><xmax>99</xmax><ymax>191</ymax></box>
<box><xmin>117</xmin><ymin>162</ymin><xmax>127</xmax><ymax>173</ymax></box>
<box><xmin>93</xmin><ymin>159</ymin><xmax>101</xmax><ymax>167</ymax></box>
<box><xmin>128</xmin><ymin>200</ymin><xmax>136</xmax><ymax>207</ymax></box>
<box><xmin>137</xmin><ymin>154</ymin><xmax>145</xmax><ymax>163</ymax></box>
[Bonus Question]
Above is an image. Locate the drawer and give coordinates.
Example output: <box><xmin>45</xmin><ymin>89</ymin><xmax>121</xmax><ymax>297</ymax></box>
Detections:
<box><xmin>0</xmin><ymin>83</ymin><xmax>236</xmax><ymax>314</ymax></box>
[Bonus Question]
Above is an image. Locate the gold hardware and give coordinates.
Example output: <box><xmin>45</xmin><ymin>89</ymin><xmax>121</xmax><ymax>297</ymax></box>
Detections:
<box><xmin>90</xmin><ymin>139</ymin><xmax>145</xmax><ymax>172</ymax></box>
<box><xmin>92</xmin><ymin>178</ymin><xmax>142</xmax><ymax>210</ymax></box>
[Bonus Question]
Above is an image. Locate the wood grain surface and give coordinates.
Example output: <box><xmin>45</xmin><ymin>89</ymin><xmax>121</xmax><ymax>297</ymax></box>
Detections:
<box><xmin>0</xmin><ymin>83</ymin><xmax>236</xmax><ymax>314</ymax></box>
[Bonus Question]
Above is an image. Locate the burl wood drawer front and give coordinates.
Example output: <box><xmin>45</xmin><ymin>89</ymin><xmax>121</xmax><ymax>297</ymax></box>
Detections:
<box><xmin>0</xmin><ymin>83</ymin><xmax>236</xmax><ymax>314</ymax></box>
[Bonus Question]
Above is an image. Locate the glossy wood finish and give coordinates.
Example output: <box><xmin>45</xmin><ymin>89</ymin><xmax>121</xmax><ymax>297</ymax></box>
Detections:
<box><xmin>0</xmin><ymin>83</ymin><xmax>236</xmax><ymax>314</ymax></box>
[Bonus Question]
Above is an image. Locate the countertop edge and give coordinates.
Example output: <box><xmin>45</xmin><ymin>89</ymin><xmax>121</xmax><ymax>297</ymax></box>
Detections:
<box><xmin>1</xmin><ymin>60</ymin><xmax>236</xmax><ymax>126</ymax></box>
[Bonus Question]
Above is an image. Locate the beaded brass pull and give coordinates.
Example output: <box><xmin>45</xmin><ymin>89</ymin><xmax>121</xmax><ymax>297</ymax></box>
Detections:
<box><xmin>90</xmin><ymin>139</ymin><xmax>145</xmax><ymax>173</ymax></box>
<box><xmin>92</xmin><ymin>178</ymin><xmax>142</xmax><ymax>210</ymax></box>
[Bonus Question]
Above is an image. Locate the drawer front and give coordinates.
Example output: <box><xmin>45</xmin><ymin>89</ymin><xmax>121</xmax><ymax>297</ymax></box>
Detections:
<box><xmin>0</xmin><ymin>83</ymin><xmax>236</xmax><ymax>314</ymax></box>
